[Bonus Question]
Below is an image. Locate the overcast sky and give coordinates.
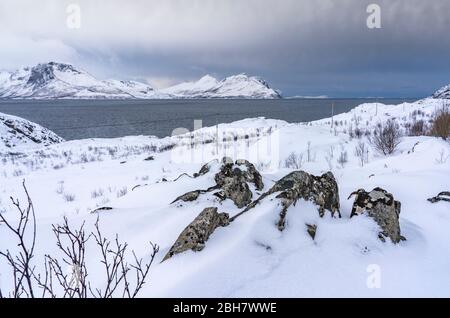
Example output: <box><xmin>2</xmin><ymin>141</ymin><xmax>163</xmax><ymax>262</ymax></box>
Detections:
<box><xmin>0</xmin><ymin>0</ymin><xmax>449</xmax><ymax>97</ymax></box>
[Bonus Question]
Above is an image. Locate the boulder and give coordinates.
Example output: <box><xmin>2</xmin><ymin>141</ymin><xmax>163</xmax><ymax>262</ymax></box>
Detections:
<box><xmin>214</xmin><ymin>158</ymin><xmax>264</xmax><ymax>208</ymax></box>
<box><xmin>348</xmin><ymin>187</ymin><xmax>404</xmax><ymax>243</ymax></box>
<box><xmin>230</xmin><ymin>170</ymin><xmax>340</xmax><ymax>232</ymax></box>
<box><xmin>162</xmin><ymin>207</ymin><xmax>229</xmax><ymax>261</ymax></box>
<box><xmin>171</xmin><ymin>190</ymin><xmax>201</xmax><ymax>204</ymax></box>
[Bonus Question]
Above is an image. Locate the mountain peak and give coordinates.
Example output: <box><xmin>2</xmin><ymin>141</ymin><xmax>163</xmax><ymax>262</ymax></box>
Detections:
<box><xmin>433</xmin><ymin>83</ymin><xmax>450</xmax><ymax>99</ymax></box>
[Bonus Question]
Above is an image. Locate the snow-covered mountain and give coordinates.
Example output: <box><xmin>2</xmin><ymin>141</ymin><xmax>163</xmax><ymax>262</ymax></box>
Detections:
<box><xmin>0</xmin><ymin>62</ymin><xmax>281</xmax><ymax>99</ymax></box>
<box><xmin>433</xmin><ymin>83</ymin><xmax>450</xmax><ymax>99</ymax></box>
<box><xmin>0</xmin><ymin>62</ymin><xmax>137</xmax><ymax>99</ymax></box>
<box><xmin>0</xmin><ymin>112</ymin><xmax>64</xmax><ymax>150</ymax></box>
<box><xmin>161</xmin><ymin>74</ymin><xmax>282</xmax><ymax>99</ymax></box>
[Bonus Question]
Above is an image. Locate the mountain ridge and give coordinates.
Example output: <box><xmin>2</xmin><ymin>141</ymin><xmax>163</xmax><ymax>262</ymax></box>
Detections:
<box><xmin>0</xmin><ymin>62</ymin><xmax>281</xmax><ymax>100</ymax></box>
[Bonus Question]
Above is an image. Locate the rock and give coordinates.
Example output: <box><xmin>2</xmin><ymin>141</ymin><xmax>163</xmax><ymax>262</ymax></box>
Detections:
<box><xmin>235</xmin><ymin>159</ymin><xmax>264</xmax><ymax>191</ymax></box>
<box><xmin>306</xmin><ymin>224</ymin><xmax>317</xmax><ymax>240</ymax></box>
<box><xmin>170</xmin><ymin>185</ymin><xmax>220</xmax><ymax>204</ymax></box>
<box><xmin>162</xmin><ymin>207</ymin><xmax>229</xmax><ymax>261</ymax></box>
<box><xmin>231</xmin><ymin>170</ymin><xmax>340</xmax><ymax>232</ymax></box>
<box><xmin>222</xmin><ymin>156</ymin><xmax>234</xmax><ymax>165</ymax></box>
<box><xmin>214</xmin><ymin>163</ymin><xmax>253</xmax><ymax>208</ymax></box>
<box><xmin>171</xmin><ymin>190</ymin><xmax>201</xmax><ymax>204</ymax></box>
<box><xmin>213</xmin><ymin>158</ymin><xmax>265</xmax><ymax>208</ymax></box>
<box><xmin>427</xmin><ymin>191</ymin><xmax>450</xmax><ymax>203</ymax></box>
<box><xmin>348</xmin><ymin>187</ymin><xmax>404</xmax><ymax>243</ymax></box>
<box><xmin>144</xmin><ymin>156</ymin><xmax>154</xmax><ymax>161</ymax></box>
<box><xmin>90</xmin><ymin>206</ymin><xmax>113</xmax><ymax>214</ymax></box>
<box><xmin>193</xmin><ymin>159</ymin><xmax>219</xmax><ymax>178</ymax></box>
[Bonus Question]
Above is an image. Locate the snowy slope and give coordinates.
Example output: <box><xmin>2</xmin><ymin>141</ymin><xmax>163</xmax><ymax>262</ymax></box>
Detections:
<box><xmin>0</xmin><ymin>62</ymin><xmax>136</xmax><ymax>99</ymax></box>
<box><xmin>0</xmin><ymin>112</ymin><xmax>64</xmax><ymax>151</ymax></box>
<box><xmin>162</xmin><ymin>74</ymin><xmax>282</xmax><ymax>99</ymax></box>
<box><xmin>0</xmin><ymin>98</ymin><xmax>449</xmax><ymax>297</ymax></box>
<box><xmin>102</xmin><ymin>79</ymin><xmax>170</xmax><ymax>99</ymax></box>
<box><xmin>433</xmin><ymin>84</ymin><xmax>450</xmax><ymax>99</ymax></box>
<box><xmin>0</xmin><ymin>63</ymin><xmax>281</xmax><ymax>99</ymax></box>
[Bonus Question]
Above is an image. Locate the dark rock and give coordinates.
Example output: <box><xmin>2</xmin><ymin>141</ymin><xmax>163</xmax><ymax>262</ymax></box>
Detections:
<box><xmin>348</xmin><ymin>187</ymin><xmax>404</xmax><ymax>243</ymax></box>
<box><xmin>214</xmin><ymin>164</ymin><xmax>252</xmax><ymax>208</ymax></box>
<box><xmin>427</xmin><ymin>191</ymin><xmax>450</xmax><ymax>203</ymax></box>
<box><xmin>171</xmin><ymin>190</ymin><xmax>201</xmax><ymax>204</ymax></box>
<box><xmin>306</xmin><ymin>224</ymin><xmax>317</xmax><ymax>240</ymax></box>
<box><xmin>230</xmin><ymin>170</ymin><xmax>340</xmax><ymax>233</ymax></box>
<box><xmin>162</xmin><ymin>207</ymin><xmax>229</xmax><ymax>261</ymax></box>
<box><xmin>144</xmin><ymin>156</ymin><xmax>154</xmax><ymax>161</ymax></box>
<box><xmin>213</xmin><ymin>158</ymin><xmax>265</xmax><ymax>208</ymax></box>
<box><xmin>235</xmin><ymin>159</ymin><xmax>264</xmax><ymax>191</ymax></box>
<box><xmin>193</xmin><ymin>159</ymin><xmax>219</xmax><ymax>178</ymax></box>
<box><xmin>91</xmin><ymin>206</ymin><xmax>114</xmax><ymax>214</ymax></box>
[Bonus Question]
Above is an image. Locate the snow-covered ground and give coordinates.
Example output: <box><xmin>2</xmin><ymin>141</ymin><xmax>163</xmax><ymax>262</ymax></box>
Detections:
<box><xmin>0</xmin><ymin>97</ymin><xmax>449</xmax><ymax>297</ymax></box>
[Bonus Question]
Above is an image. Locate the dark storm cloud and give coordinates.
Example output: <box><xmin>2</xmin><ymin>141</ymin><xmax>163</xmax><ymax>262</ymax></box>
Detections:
<box><xmin>0</xmin><ymin>0</ymin><xmax>449</xmax><ymax>96</ymax></box>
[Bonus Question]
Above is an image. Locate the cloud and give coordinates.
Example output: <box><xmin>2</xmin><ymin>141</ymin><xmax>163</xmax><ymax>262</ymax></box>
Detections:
<box><xmin>0</xmin><ymin>0</ymin><xmax>449</xmax><ymax>96</ymax></box>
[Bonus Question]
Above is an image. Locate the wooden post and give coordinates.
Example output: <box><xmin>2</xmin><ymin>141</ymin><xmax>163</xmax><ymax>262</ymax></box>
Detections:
<box><xmin>331</xmin><ymin>102</ymin><xmax>334</xmax><ymax>129</ymax></box>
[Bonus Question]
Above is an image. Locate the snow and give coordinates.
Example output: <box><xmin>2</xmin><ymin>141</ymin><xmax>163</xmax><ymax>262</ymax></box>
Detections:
<box><xmin>0</xmin><ymin>112</ymin><xmax>64</xmax><ymax>151</ymax></box>
<box><xmin>433</xmin><ymin>83</ymin><xmax>450</xmax><ymax>99</ymax></box>
<box><xmin>0</xmin><ymin>97</ymin><xmax>449</xmax><ymax>297</ymax></box>
<box><xmin>162</xmin><ymin>74</ymin><xmax>281</xmax><ymax>99</ymax></box>
<box><xmin>0</xmin><ymin>63</ymin><xmax>281</xmax><ymax>100</ymax></box>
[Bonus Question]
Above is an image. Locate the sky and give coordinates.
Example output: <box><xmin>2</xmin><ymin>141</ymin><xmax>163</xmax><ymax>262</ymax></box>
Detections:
<box><xmin>0</xmin><ymin>0</ymin><xmax>449</xmax><ymax>97</ymax></box>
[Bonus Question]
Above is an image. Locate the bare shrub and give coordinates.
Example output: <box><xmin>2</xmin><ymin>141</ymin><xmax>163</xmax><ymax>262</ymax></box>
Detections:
<box><xmin>283</xmin><ymin>152</ymin><xmax>304</xmax><ymax>169</ymax></box>
<box><xmin>354</xmin><ymin>141</ymin><xmax>369</xmax><ymax>167</ymax></box>
<box><xmin>337</xmin><ymin>149</ymin><xmax>348</xmax><ymax>168</ymax></box>
<box><xmin>354</xmin><ymin>127</ymin><xmax>363</xmax><ymax>139</ymax></box>
<box><xmin>116</xmin><ymin>187</ymin><xmax>128</xmax><ymax>198</ymax></box>
<box><xmin>63</xmin><ymin>193</ymin><xmax>76</xmax><ymax>202</ymax></box>
<box><xmin>435</xmin><ymin>149</ymin><xmax>449</xmax><ymax>164</ymax></box>
<box><xmin>91</xmin><ymin>189</ymin><xmax>104</xmax><ymax>199</ymax></box>
<box><xmin>370</xmin><ymin>120</ymin><xmax>402</xmax><ymax>155</ymax></box>
<box><xmin>408</xmin><ymin>120</ymin><xmax>427</xmax><ymax>136</ymax></box>
<box><xmin>0</xmin><ymin>183</ymin><xmax>159</xmax><ymax>298</ymax></box>
<box><xmin>430</xmin><ymin>107</ymin><xmax>450</xmax><ymax>140</ymax></box>
<box><xmin>0</xmin><ymin>181</ymin><xmax>37</xmax><ymax>298</ymax></box>
<box><xmin>56</xmin><ymin>182</ymin><xmax>64</xmax><ymax>195</ymax></box>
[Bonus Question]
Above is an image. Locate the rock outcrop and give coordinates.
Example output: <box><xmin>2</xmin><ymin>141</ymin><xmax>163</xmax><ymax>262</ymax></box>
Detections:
<box><xmin>162</xmin><ymin>207</ymin><xmax>229</xmax><ymax>261</ymax></box>
<box><xmin>348</xmin><ymin>187</ymin><xmax>404</xmax><ymax>243</ymax></box>
<box><xmin>214</xmin><ymin>157</ymin><xmax>264</xmax><ymax>208</ymax></box>
<box><xmin>172</xmin><ymin>157</ymin><xmax>264</xmax><ymax>208</ymax></box>
<box><xmin>231</xmin><ymin>171</ymin><xmax>341</xmax><ymax>231</ymax></box>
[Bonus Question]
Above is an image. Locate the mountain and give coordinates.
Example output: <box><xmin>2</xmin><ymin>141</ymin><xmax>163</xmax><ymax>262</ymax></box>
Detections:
<box><xmin>433</xmin><ymin>84</ymin><xmax>450</xmax><ymax>99</ymax></box>
<box><xmin>161</xmin><ymin>74</ymin><xmax>282</xmax><ymax>99</ymax></box>
<box><xmin>0</xmin><ymin>112</ymin><xmax>64</xmax><ymax>150</ymax></box>
<box><xmin>0</xmin><ymin>62</ymin><xmax>282</xmax><ymax>99</ymax></box>
<box><xmin>0</xmin><ymin>62</ymin><xmax>136</xmax><ymax>99</ymax></box>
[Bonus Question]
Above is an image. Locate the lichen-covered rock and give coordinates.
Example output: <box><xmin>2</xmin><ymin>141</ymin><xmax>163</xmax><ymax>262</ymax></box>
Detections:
<box><xmin>214</xmin><ymin>158</ymin><xmax>264</xmax><ymax>208</ymax></box>
<box><xmin>235</xmin><ymin>159</ymin><xmax>264</xmax><ymax>191</ymax></box>
<box><xmin>348</xmin><ymin>187</ymin><xmax>404</xmax><ymax>243</ymax></box>
<box><xmin>193</xmin><ymin>159</ymin><xmax>219</xmax><ymax>178</ymax></box>
<box><xmin>171</xmin><ymin>190</ymin><xmax>201</xmax><ymax>204</ymax></box>
<box><xmin>162</xmin><ymin>207</ymin><xmax>229</xmax><ymax>261</ymax></box>
<box><xmin>231</xmin><ymin>170</ymin><xmax>340</xmax><ymax>231</ymax></box>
